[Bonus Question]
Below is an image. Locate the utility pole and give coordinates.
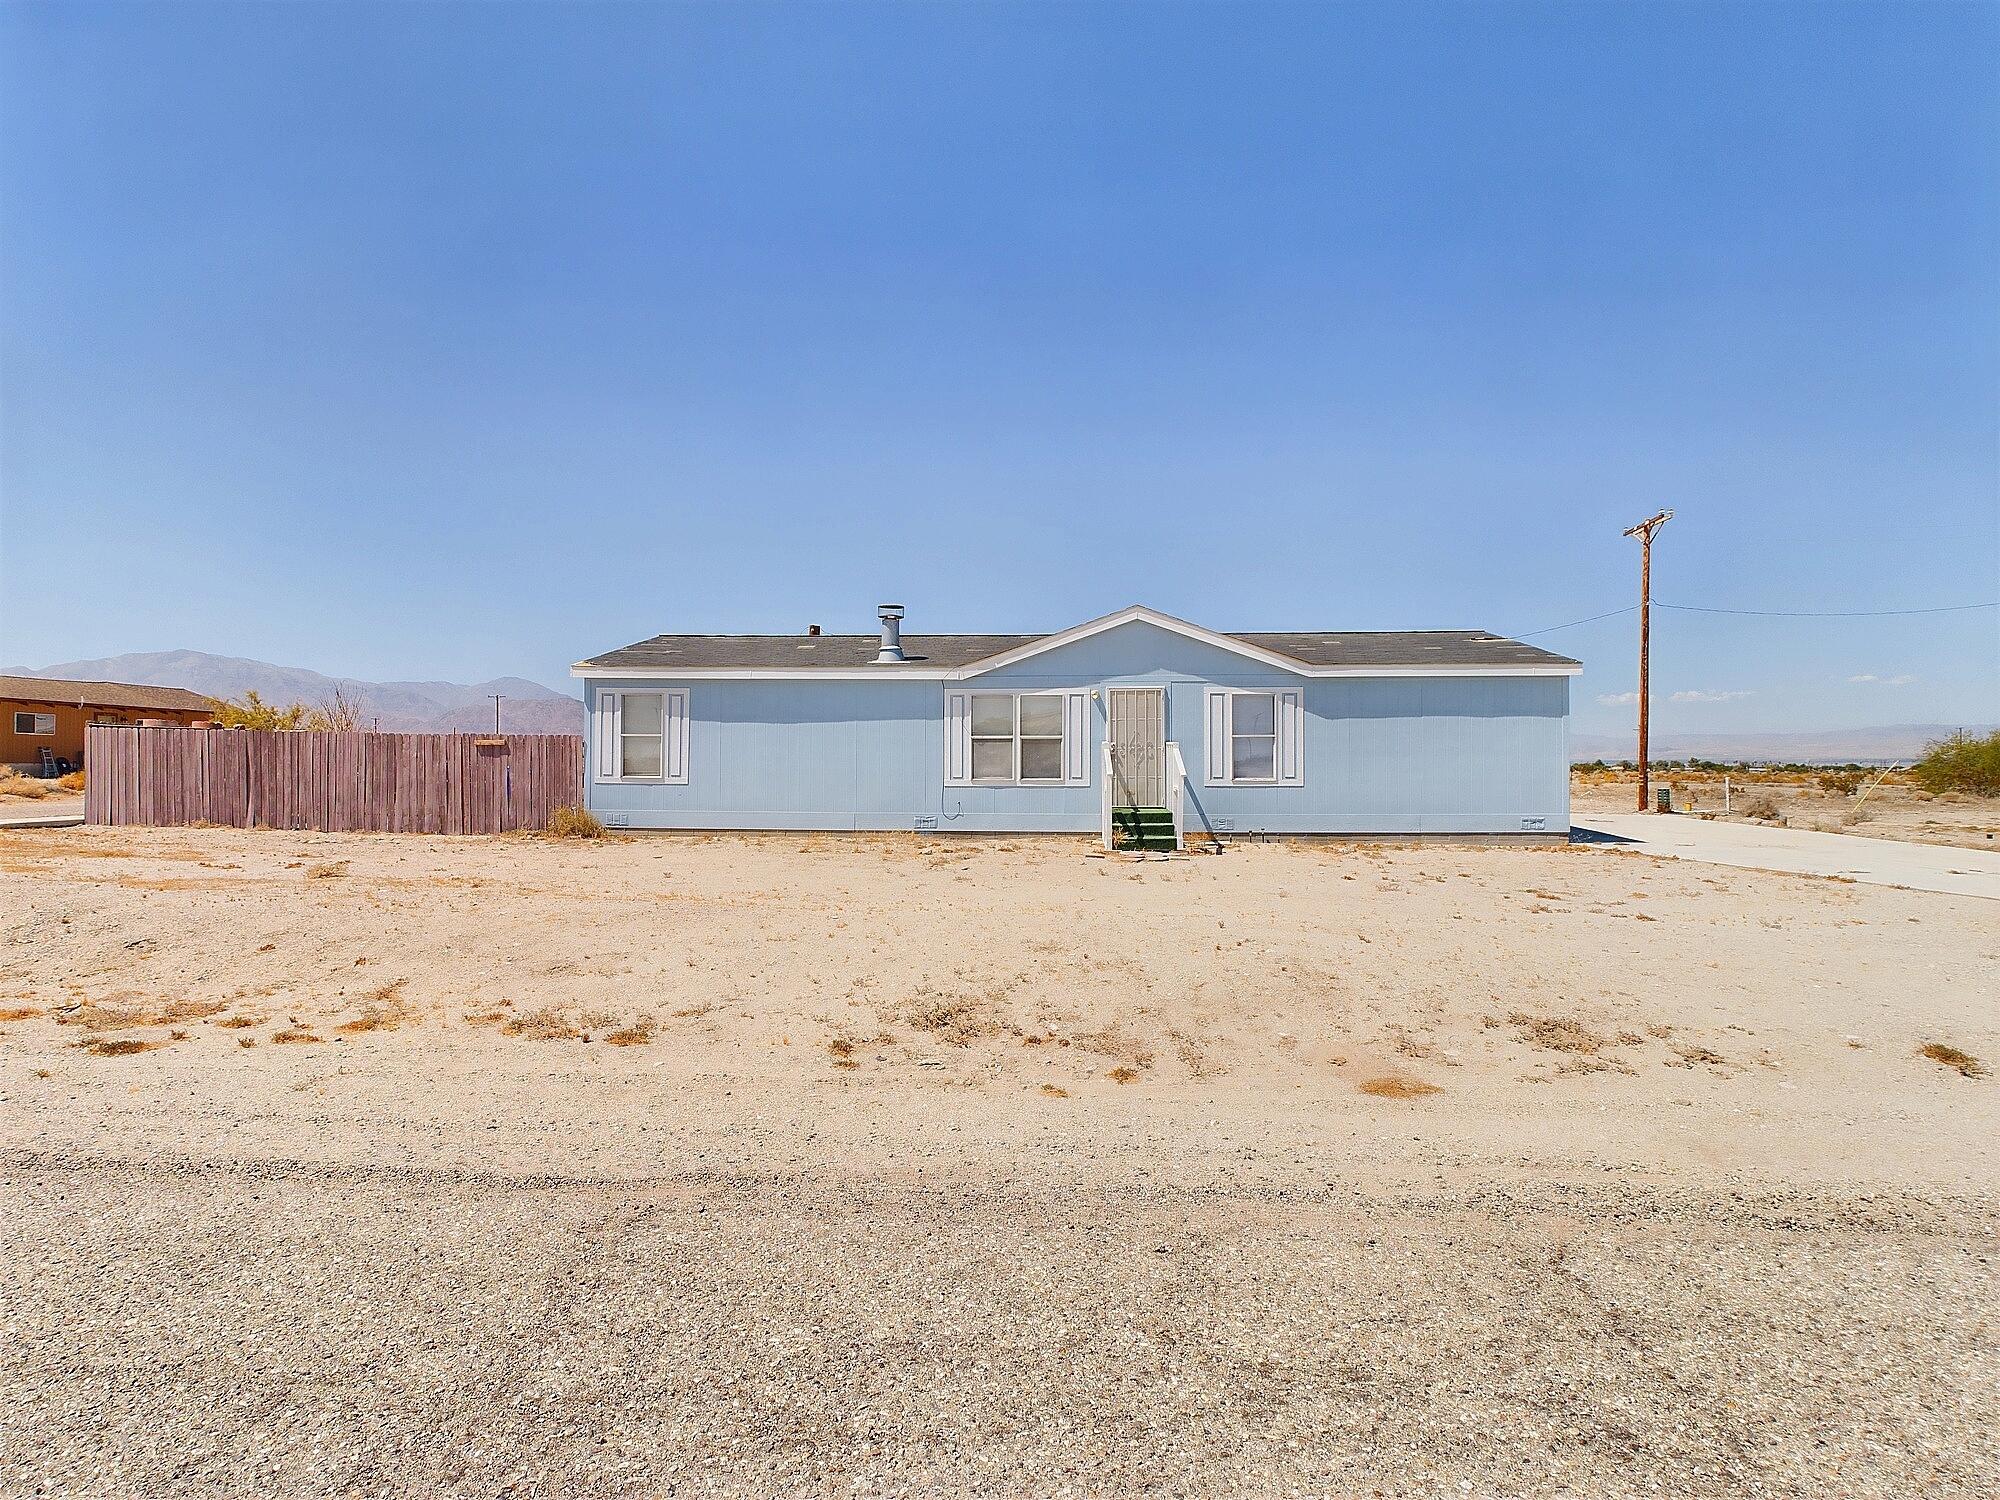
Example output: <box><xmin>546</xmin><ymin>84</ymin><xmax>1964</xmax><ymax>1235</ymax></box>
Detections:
<box><xmin>1622</xmin><ymin>510</ymin><xmax>1673</xmax><ymax>812</ymax></box>
<box><xmin>489</xmin><ymin>695</ymin><xmax>503</xmax><ymax>735</ymax></box>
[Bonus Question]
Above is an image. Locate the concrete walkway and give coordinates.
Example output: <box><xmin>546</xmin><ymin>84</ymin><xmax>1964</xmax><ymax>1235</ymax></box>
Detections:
<box><xmin>1574</xmin><ymin>812</ymin><xmax>2000</xmax><ymax>901</ymax></box>
<box><xmin>0</xmin><ymin>799</ymin><xmax>84</xmax><ymax>830</ymax></box>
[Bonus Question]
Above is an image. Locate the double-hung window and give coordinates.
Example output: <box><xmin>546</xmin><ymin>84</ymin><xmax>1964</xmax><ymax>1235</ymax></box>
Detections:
<box><xmin>948</xmin><ymin>690</ymin><xmax>1087</xmax><ymax>786</ymax></box>
<box><xmin>1203</xmin><ymin>687</ymin><xmax>1304</xmax><ymax>787</ymax></box>
<box><xmin>970</xmin><ymin>692</ymin><xmax>1065</xmax><ymax>783</ymax></box>
<box><xmin>1229</xmin><ymin>692</ymin><xmax>1277</xmax><ymax>782</ymax></box>
<box><xmin>596</xmin><ymin>689</ymin><xmax>689</xmax><ymax>783</ymax></box>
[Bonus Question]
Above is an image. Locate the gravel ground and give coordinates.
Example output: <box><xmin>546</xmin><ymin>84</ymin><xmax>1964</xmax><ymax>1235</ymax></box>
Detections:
<box><xmin>3</xmin><ymin>1141</ymin><xmax>1996</xmax><ymax>1498</ymax></box>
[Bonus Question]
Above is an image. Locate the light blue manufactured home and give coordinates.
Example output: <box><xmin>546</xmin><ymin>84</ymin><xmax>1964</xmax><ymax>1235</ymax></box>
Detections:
<box><xmin>572</xmin><ymin>605</ymin><xmax>1580</xmax><ymax>844</ymax></box>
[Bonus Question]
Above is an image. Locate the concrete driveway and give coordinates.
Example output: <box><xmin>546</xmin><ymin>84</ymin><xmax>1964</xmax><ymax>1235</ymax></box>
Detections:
<box><xmin>1575</xmin><ymin>812</ymin><xmax>2000</xmax><ymax>900</ymax></box>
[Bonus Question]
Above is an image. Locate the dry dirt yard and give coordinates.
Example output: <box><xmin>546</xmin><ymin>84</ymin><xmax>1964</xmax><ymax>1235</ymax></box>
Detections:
<box><xmin>1</xmin><ymin>825</ymin><xmax>1996</xmax><ymax>1498</ymax></box>
<box><xmin>1573</xmin><ymin>768</ymin><xmax>2000</xmax><ymax>851</ymax></box>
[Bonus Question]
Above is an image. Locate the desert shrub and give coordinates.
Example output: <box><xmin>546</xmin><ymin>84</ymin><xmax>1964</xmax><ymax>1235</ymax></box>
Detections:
<box><xmin>0</xmin><ymin>769</ymin><xmax>52</xmax><ymax>800</ymax></box>
<box><xmin>1815</xmin><ymin>771</ymin><xmax>1861</xmax><ymax>795</ymax></box>
<box><xmin>545</xmin><ymin>804</ymin><xmax>606</xmax><ymax>839</ymax></box>
<box><xmin>213</xmin><ymin>688</ymin><xmax>361</xmax><ymax>732</ymax></box>
<box><xmin>1739</xmin><ymin>795</ymin><xmax>1781</xmax><ymax>821</ymax></box>
<box><xmin>1911</xmin><ymin>731</ymin><xmax>2000</xmax><ymax>797</ymax></box>
<box><xmin>56</xmin><ymin>769</ymin><xmax>84</xmax><ymax>791</ymax></box>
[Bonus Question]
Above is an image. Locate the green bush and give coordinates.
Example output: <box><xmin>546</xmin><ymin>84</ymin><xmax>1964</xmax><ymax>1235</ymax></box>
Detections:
<box><xmin>1911</xmin><ymin>731</ymin><xmax>2000</xmax><ymax>797</ymax></box>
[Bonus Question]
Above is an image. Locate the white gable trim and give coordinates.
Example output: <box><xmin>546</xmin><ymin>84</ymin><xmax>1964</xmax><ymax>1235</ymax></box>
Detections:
<box><xmin>946</xmin><ymin>605</ymin><xmax>1312</xmax><ymax>680</ymax></box>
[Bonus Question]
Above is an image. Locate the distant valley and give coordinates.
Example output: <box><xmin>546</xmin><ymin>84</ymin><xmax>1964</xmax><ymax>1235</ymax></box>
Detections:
<box><xmin>8</xmin><ymin>650</ymin><xmax>584</xmax><ymax>735</ymax></box>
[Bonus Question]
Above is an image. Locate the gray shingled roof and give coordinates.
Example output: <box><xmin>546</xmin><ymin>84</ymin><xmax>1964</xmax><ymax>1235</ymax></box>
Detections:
<box><xmin>578</xmin><ymin>626</ymin><xmax>1577</xmax><ymax>673</ymax></box>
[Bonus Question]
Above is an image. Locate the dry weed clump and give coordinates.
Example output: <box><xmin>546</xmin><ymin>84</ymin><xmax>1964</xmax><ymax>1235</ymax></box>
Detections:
<box><xmin>545</xmin><ymin>805</ymin><xmax>606</xmax><ymax>839</ymax></box>
<box><xmin>334</xmin><ymin>979</ymin><xmax>416</xmax><ymax>1034</ymax></box>
<box><xmin>606</xmin><ymin>1018</ymin><xmax>658</xmax><ymax>1047</ymax></box>
<box><xmin>1359</xmin><ymin>1074</ymin><xmax>1442</xmax><ymax>1099</ymax></box>
<box><xmin>1667</xmin><ymin>1043</ymin><xmax>1729</xmax><ymax>1070</ymax></box>
<box><xmin>1107</xmin><ymin>1065</ymin><xmax>1142</xmax><ymax>1084</ymax></box>
<box><xmin>905</xmin><ymin>987</ymin><xmax>1001</xmax><ymax>1046</ymax></box>
<box><xmin>1919</xmin><ymin>1042</ymin><xmax>1986</xmax><ymax>1079</ymax></box>
<box><xmin>270</xmin><ymin>1028</ymin><xmax>324</xmax><ymax>1045</ymax></box>
<box><xmin>1040</xmin><ymin>1083</ymin><xmax>1070</xmax><ymax>1098</ymax></box>
<box><xmin>826</xmin><ymin>1036</ymin><xmax>860</xmax><ymax>1069</ymax></box>
<box><xmin>304</xmin><ymin>861</ymin><xmax>349</xmax><ymax>880</ymax></box>
<box><xmin>501</xmin><ymin>1006</ymin><xmax>583</xmax><ymax>1042</ymax></box>
<box><xmin>214</xmin><ymin>1014</ymin><xmax>263</xmax><ymax>1030</ymax></box>
<box><xmin>0</xmin><ymin>1005</ymin><xmax>43</xmax><ymax>1023</ymax></box>
<box><xmin>57</xmin><ymin>997</ymin><xmax>226</xmax><ymax>1032</ymax></box>
<box><xmin>1508</xmin><ymin>1012</ymin><xmax>1608</xmax><ymax>1055</ymax></box>
<box><xmin>75</xmin><ymin>1036</ymin><xmax>169</xmax><ymax>1057</ymax></box>
<box><xmin>1075</xmin><ymin>1025</ymin><xmax>1155</xmax><ymax>1072</ymax></box>
<box><xmin>0</xmin><ymin>768</ymin><xmax>56</xmax><ymax>800</ymax></box>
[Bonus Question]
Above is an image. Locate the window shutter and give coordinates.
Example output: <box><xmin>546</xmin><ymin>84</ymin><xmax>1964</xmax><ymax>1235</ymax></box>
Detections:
<box><xmin>943</xmin><ymin>692</ymin><xmax>971</xmax><ymax>785</ymax></box>
<box><xmin>664</xmin><ymin>689</ymin><xmax>690</xmax><ymax>784</ymax></box>
<box><xmin>1063</xmin><ymin>691</ymin><xmax>1089</xmax><ymax>784</ymax></box>
<box><xmin>1277</xmin><ymin>689</ymin><xmax>1304</xmax><ymax>785</ymax></box>
<box><xmin>595</xmin><ymin>692</ymin><xmax>621</xmax><ymax>780</ymax></box>
<box><xmin>1204</xmin><ymin>688</ymin><xmax>1228</xmax><ymax>786</ymax></box>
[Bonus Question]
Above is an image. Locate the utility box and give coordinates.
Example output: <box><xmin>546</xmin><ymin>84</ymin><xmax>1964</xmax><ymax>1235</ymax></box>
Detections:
<box><xmin>1656</xmin><ymin>786</ymin><xmax>1674</xmax><ymax>813</ymax></box>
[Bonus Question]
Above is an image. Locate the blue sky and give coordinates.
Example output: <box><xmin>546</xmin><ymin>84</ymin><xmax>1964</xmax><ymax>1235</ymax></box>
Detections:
<box><xmin>2</xmin><ymin>0</ymin><xmax>1994</xmax><ymax>734</ymax></box>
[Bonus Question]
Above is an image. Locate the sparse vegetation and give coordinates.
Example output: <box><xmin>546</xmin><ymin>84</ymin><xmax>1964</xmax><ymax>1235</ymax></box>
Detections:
<box><xmin>1911</xmin><ymin>731</ymin><xmax>2000</xmax><ymax>797</ymax></box>
<box><xmin>1039</xmin><ymin>1083</ymin><xmax>1070</xmax><ymax>1098</ymax></box>
<box><xmin>1509</xmin><ymin>1012</ymin><xmax>1608</xmax><ymax>1055</ymax></box>
<box><xmin>270</xmin><ymin>1028</ymin><xmax>324</xmax><ymax>1045</ymax></box>
<box><xmin>0</xmin><ymin>767</ymin><xmax>54</xmax><ymax>800</ymax></box>
<box><xmin>212</xmin><ymin>688</ymin><xmax>362</xmax><ymax>732</ymax></box>
<box><xmin>546</xmin><ymin>805</ymin><xmax>607</xmax><ymax>839</ymax></box>
<box><xmin>1359</xmin><ymin>1074</ymin><xmax>1442</xmax><ymax>1099</ymax></box>
<box><xmin>1107</xmin><ymin>1065</ymin><xmax>1142</xmax><ymax>1084</ymax></box>
<box><xmin>1739</xmin><ymin>795</ymin><xmax>1782</xmax><ymax>822</ymax></box>
<box><xmin>606</xmin><ymin>1018</ymin><xmax>658</xmax><ymax>1046</ymax></box>
<box><xmin>1919</xmin><ymin>1042</ymin><xmax>1986</xmax><ymax>1079</ymax></box>
<box><xmin>501</xmin><ymin>1006</ymin><xmax>583</xmax><ymax>1041</ymax></box>
<box><xmin>75</xmin><ymin>1036</ymin><xmax>163</xmax><ymax>1057</ymax></box>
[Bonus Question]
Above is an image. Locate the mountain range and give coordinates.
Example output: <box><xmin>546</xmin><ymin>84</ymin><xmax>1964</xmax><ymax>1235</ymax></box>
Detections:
<box><xmin>6</xmin><ymin>650</ymin><xmax>584</xmax><ymax>735</ymax></box>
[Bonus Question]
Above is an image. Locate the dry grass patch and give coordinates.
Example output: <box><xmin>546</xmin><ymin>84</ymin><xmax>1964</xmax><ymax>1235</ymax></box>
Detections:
<box><xmin>214</xmin><ymin>1014</ymin><xmax>263</xmax><ymax>1029</ymax></box>
<box><xmin>1040</xmin><ymin>1083</ymin><xmax>1070</xmax><ymax>1098</ymax></box>
<box><xmin>826</xmin><ymin>1036</ymin><xmax>860</xmax><ymax>1069</ymax></box>
<box><xmin>0</xmin><ymin>1005</ymin><xmax>43</xmax><ymax>1022</ymax></box>
<box><xmin>75</xmin><ymin>1036</ymin><xmax>165</xmax><ymax>1057</ymax></box>
<box><xmin>545</xmin><ymin>805</ymin><xmax>606</xmax><ymax>839</ymax></box>
<box><xmin>57</xmin><ymin>996</ymin><xmax>226</xmax><ymax>1031</ymax></box>
<box><xmin>501</xmin><ymin>1006</ymin><xmax>583</xmax><ymax>1042</ymax></box>
<box><xmin>1667</xmin><ymin>1043</ymin><xmax>1729</xmax><ymax>1070</ymax></box>
<box><xmin>905</xmin><ymin>988</ymin><xmax>1002</xmax><ymax>1046</ymax></box>
<box><xmin>606</xmin><ymin>1018</ymin><xmax>658</xmax><ymax>1047</ymax></box>
<box><xmin>1920</xmin><ymin>1042</ymin><xmax>1986</xmax><ymax>1079</ymax></box>
<box><xmin>270</xmin><ymin>1028</ymin><xmax>324</xmax><ymax>1045</ymax></box>
<box><xmin>304</xmin><ymin>861</ymin><xmax>348</xmax><ymax>880</ymax></box>
<box><xmin>1107</xmin><ymin>1065</ymin><xmax>1143</xmax><ymax>1085</ymax></box>
<box><xmin>1358</xmin><ymin>1073</ymin><xmax>1443</xmax><ymax>1099</ymax></box>
<box><xmin>1509</xmin><ymin>1012</ymin><xmax>1609</xmax><ymax>1056</ymax></box>
<box><xmin>334</xmin><ymin>979</ymin><xmax>416</xmax><ymax>1034</ymax></box>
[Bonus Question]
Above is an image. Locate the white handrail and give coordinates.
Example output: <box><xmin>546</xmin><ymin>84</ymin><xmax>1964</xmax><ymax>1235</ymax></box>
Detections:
<box><xmin>1166</xmin><ymin>741</ymin><xmax>1185</xmax><ymax>851</ymax></box>
<box><xmin>1100</xmin><ymin>740</ymin><xmax>1115</xmax><ymax>850</ymax></box>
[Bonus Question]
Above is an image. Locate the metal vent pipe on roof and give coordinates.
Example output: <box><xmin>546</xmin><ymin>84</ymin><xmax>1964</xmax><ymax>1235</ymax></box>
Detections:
<box><xmin>874</xmin><ymin>604</ymin><xmax>906</xmax><ymax>663</ymax></box>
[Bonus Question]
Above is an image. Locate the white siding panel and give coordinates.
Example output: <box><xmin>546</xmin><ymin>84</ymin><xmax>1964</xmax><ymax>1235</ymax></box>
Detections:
<box><xmin>1278</xmin><ymin>688</ymin><xmax>1304</xmax><ymax>785</ymax></box>
<box><xmin>664</xmin><ymin>689</ymin><xmax>691</xmax><ymax>784</ymax></box>
<box><xmin>595</xmin><ymin>692</ymin><xmax>621</xmax><ymax>781</ymax></box>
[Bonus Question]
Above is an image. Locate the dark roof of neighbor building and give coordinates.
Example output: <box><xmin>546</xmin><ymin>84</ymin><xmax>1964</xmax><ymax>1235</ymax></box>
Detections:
<box><xmin>0</xmin><ymin>675</ymin><xmax>217</xmax><ymax>713</ymax></box>
<box><xmin>577</xmin><ymin>621</ymin><xmax>1579</xmax><ymax>674</ymax></box>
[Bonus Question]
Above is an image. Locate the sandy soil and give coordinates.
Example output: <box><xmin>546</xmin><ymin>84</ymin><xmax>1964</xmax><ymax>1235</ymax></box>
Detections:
<box><xmin>2</xmin><ymin>826</ymin><xmax>1996</xmax><ymax>1496</ymax></box>
<box><xmin>1574</xmin><ymin>769</ymin><xmax>2000</xmax><ymax>851</ymax></box>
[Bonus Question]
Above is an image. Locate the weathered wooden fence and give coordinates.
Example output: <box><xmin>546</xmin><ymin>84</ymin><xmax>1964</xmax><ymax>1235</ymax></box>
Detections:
<box><xmin>83</xmin><ymin>726</ymin><xmax>584</xmax><ymax>834</ymax></box>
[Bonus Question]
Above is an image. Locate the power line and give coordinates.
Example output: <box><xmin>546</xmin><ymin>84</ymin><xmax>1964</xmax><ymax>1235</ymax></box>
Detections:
<box><xmin>1514</xmin><ymin>598</ymin><xmax>1997</xmax><ymax>637</ymax></box>
<box><xmin>1659</xmin><ymin>600</ymin><xmax>1998</xmax><ymax>619</ymax></box>
<box><xmin>1514</xmin><ymin>606</ymin><xmax>1637</xmax><ymax>639</ymax></box>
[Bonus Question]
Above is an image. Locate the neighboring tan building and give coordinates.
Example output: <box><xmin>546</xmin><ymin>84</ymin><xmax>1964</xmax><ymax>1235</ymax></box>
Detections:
<box><xmin>0</xmin><ymin>675</ymin><xmax>216</xmax><ymax>773</ymax></box>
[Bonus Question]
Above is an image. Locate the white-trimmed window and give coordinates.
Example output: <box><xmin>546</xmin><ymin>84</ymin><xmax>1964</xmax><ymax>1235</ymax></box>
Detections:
<box><xmin>595</xmin><ymin>689</ymin><xmax>689</xmax><ymax>783</ymax></box>
<box><xmin>946</xmin><ymin>690</ymin><xmax>1089</xmax><ymax>786</ymax></box>
<box><xmin>13</xmin><ymin>712</ymin><xmax>54</xmax><ymax>736</ymax></box>
<box><xmin>1203</xmin><ymin>688</ymin><xmax>1303</xmax><ymax>787</ymax></box>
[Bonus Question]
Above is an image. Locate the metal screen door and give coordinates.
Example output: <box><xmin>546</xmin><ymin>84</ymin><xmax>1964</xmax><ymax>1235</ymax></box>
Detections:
<box><xmin>1107</xmin><ymin>688</ymin><xmax>1165</xmax><ymax>807</ymax></box>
